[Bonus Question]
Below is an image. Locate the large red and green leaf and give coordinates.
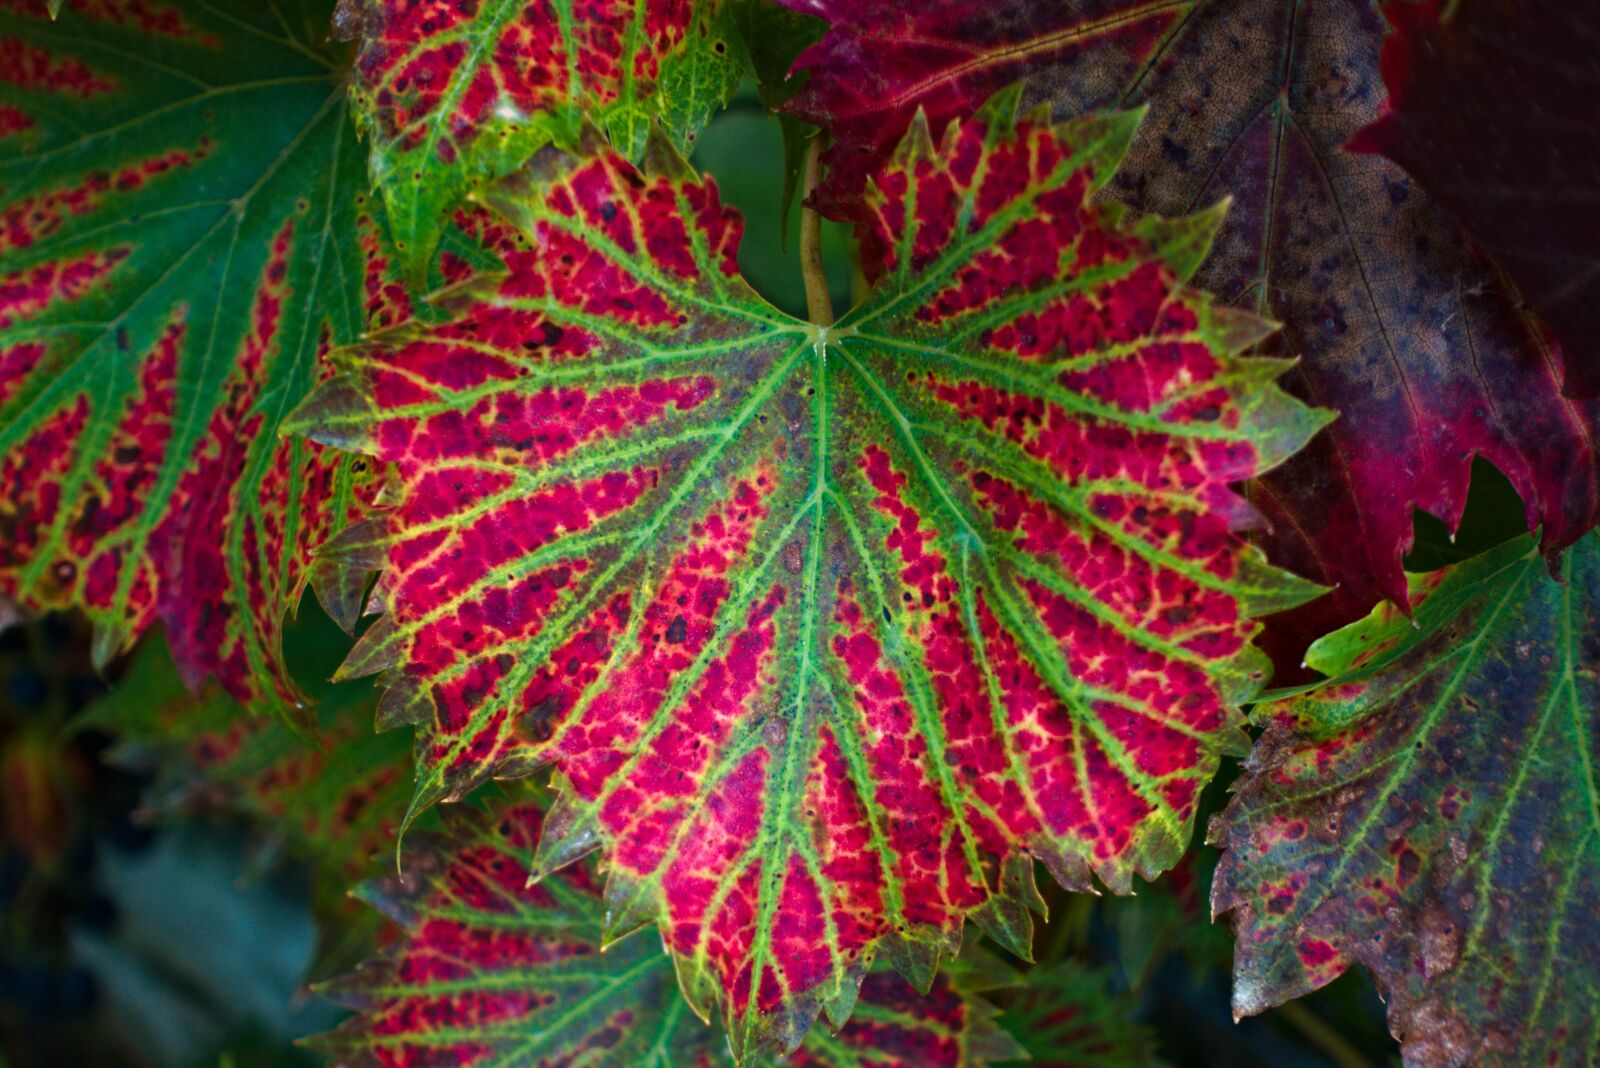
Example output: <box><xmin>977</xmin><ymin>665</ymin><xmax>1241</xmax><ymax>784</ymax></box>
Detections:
<box><xmin>0</xmin><ymin>0</ymin><xmax>377</xmax><ymax>713</ymax></box>
<box><xmin>779</xmin><ymin>0</ymin><xmax>1600</xmax><ymax>653</ymax></box>
<box><xmin>290</xmin><ymin>88</ymin><xmax>1324</xmax><ymax>1055</ymax></box>
<box><xmin>316</xmin><ymin>788</ymin><xmax>1027</xmax><ymax>1066</ymax></box>
<box><xmin>1211</xmin><ymin>532</ymin><xmax>1600</xmax><ymax>1066</ymax></box>
<box><xmin>344</xmin><ymin>0</ymin><xmax>743</xmax><ymax>279</ymax></box>
<box><xmin>1351</xmin><ymin>0</ymin><xmax>1600</xmax><ymax>399</ymax></box>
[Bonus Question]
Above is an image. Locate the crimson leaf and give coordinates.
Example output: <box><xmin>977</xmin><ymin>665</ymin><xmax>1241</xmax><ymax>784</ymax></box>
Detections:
<box><xmin>0</xmin><ymin>0</ymin><xmax>371</xmax><ymax>712</ymax></box>
<box><xmin>288</xmin><ymin>90</ymin><xmax>1325</xmax><ymax>1055</ymax></box>
<box><xmin>1350</xmin><ymin>0</ymin><xmax>1600</xmax><ymax>398</ymax></box>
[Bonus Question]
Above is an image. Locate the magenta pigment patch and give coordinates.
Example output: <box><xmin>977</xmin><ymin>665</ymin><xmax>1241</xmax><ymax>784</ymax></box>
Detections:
<box><xmin>781</xmin><ymin>0</ymin><xmax>1600</xmax><ymax>674</ymax></box>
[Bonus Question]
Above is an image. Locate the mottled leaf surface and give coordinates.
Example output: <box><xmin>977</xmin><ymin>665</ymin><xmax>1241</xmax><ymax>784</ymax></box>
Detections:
<box><xmin>290</xmin><ymin>92</ymin><xmax>1323</xmax><ymax>1055</ymax></box>
<box><xmin>347</xmin><ymin>0</ymin><xmax>742</xmax><ymax>277</ymax></box>
<box><xmin>0</xmin><ymin>0</ymin><xmax>375</xmax><ymax>712</ymax></box>
<box><xmin>998</xmin><ymin>962</ymin><xmax>1164</xmax><ymax>1067</ymax></box>
<box><xmin>789</xmin><ymin>956</ymin><xmax>1026</xmax><ymax>1068</ymax></box>
<box><xmin>316</xmin><ymin>789</ymin><xmax>1026</xmax><ymax>1067</ymax></box>
<box><xmin>1212</xmin><ymin>534</ymin><xmax>1600</xmax><ymax>1066</ymax></box>
<box><xmin>1350</xmin><ymin>0</ymin><xmax>1600</xmax><ymax>398</ymax></box>
<box><xmin>781</xmin><ymin>0</ymin><xmax>1600</xmax><ymax>642</ymax></box>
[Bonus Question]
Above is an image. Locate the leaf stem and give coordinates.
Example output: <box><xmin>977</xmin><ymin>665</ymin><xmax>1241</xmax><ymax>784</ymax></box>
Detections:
<box><xmin>799</xmin><ymin>136</ymin><xmax>834</xmax><ymax>327</ymax></box>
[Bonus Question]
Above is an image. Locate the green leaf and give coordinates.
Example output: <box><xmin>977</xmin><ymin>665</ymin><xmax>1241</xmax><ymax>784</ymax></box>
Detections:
<box><xmin>1212</xmin><ymin>533</ymin><xmax>1600</xmax><ymax>1065</ymax></box>
<box><xmin>315</xmin><ymin>786</ymin><xmax>1026</xmax><ymax>1067</ymax></box>
<box><xmin>997</xmin><ymin>961</ymin><xmax>1165</xmax><ymax>1067</ymax></box>
<box><xmin>347</xmin><ymin>0</ymin><xmax>743</xmax><ymax>279</ymax></box>
<box><xmin>727</xmin><ymin>0</ymin><xmax>823</xmax><ymax>107</ymax></box>
<box><xmin>289</xmin><ymin>89</ymin><xmax>1325</xmax><ymax>1057</ymax></box>
<box><xmin>0</xmin><ymin>0</ymin><xmax>374</xmax><ymax>714</ymax></box>
<box><xmin>793</xmin><ymin>950</ymin><xmax>1027</xmax><ymax>1067</ymax></box>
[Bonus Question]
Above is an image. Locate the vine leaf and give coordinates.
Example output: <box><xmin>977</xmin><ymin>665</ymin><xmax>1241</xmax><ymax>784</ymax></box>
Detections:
<box><xmin>1350</xmin><ymin>0</ymin><xmax>1600</xmax><ymax>399</ymax></box>
<box><xmin>998</xmin><ymin>962</ymin><xmax>1165</xmax><ymax>1067</ymax></box>
<box><xmin>0</xmin><ymin>0</ymin><xmax>384</xmax><ymax>715</ymax></box>
<box><xmin>79</xmin><ymin>626</ymin><xmax>416</xmax><ymax>975</ymax></box>
<box><xmin>288</xmin><ymin>88</ymin><xmax>1325</xmax><ymax>1056</ymax></box>
<box><xmin>780</xmin><ymin>0</ymin><xmax>1600</xmax><ymax>650</ymax></box>
<box><xmin>345</xmin><ymin>0</ymin><xmax>742</xmax><ymax>280</ymax></box>
<box><xmin>1211</xmin><ymin>533</ymin><xmax>1600</xmax><ymax>1066</ymax></box>
<box><xmin>314</xmin><ymin>787</ymin><xmax>1028</xmax><ymax>1067</ymax></box>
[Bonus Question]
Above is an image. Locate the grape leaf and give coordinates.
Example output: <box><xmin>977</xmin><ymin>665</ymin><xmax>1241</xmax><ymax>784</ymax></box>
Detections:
<box><xmin>1211</xmin><ymin>533</ymin><xmax>1600</xmax><ymax>1066</ymax></box>
<box><xmin>288</xmin><ymin>89</ymin><xmax>1325</xmax><ymax>1055</ymax></box>
<box><xmin>998</xmin><ymin>962</ymin><xmax>1164</xmax><ymax>1067</ymax></box>
<box><xmin>0</xmin><ymin>0</ymin><xmax>377</xmax><ymax>713</ymax></box>
<box><xmin>315</xmin><ymin>787</ymin><xmax>1028</xmax><ymax>1067</ymax></box>
<box><xmin>344</xmin><ymin>0</ymin><xmax>743</xmax><ymax>280</ymax></box>
<box><xmin>79</xmin><ymin>626</ymin><xmax>415</xmax><ymax>973</ymax></box>
<box><xmin>1349</xmin><ymin>0</ymin><xmax>1600</xmax><ymax>398</ymax></box>
<box><xmin>779</xmin><ymin>0</ymin><xmax>1600</xmax><ymax>639</ymax></box>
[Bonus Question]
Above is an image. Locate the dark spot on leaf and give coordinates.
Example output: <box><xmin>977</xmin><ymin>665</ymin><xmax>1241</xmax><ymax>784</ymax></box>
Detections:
<box><xmin>524</xmin><ymin>694</ymin><xmax>562</xmax><ymax>743</ymax></box>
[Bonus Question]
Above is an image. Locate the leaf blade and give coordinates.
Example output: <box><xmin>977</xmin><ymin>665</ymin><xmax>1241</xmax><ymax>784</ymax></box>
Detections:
<box><xmin>1350</xmin><ymin>0</ymin><xmax>1600</xmax><ymax>399</ymax></box>
<box><xmin>291</xmin><ymin>96</ymin><xmax>1323</xmax><ymax>1056</ymax></box>
<box><xmin>1211</xmin><ymin>533</ymin><xmax>1600</xmax><ymax>1065</ymax></box>
<box><xmin>998</xmin><ymin>961</ymin><xmax>1166</xmax><ymax>1067</ymax></box>
<box><xmin>316</xmin><ymin>787</ymin><xmax>1028</xmax><ymax>1067</ymax></box>
<box><xmin>0</xmin><ymin>0</ymin><xmax>375</xmax><ymax>713</ymax></box>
